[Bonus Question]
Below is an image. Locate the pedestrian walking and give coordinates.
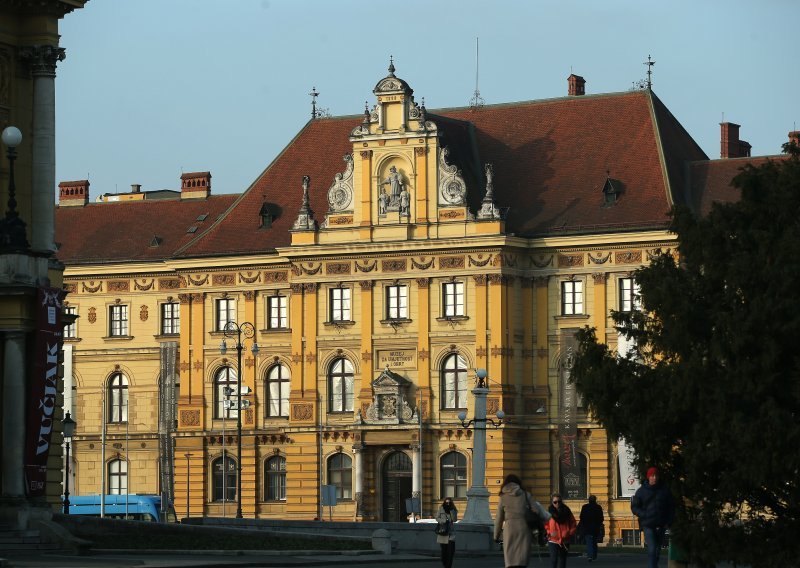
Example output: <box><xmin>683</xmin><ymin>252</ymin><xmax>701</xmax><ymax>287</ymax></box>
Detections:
<box><xmin>546</xmin><ymin>493</ymin><xmax>577</xmax><ymax>568</ymax></box>
<box><xmin>493</xmin><ymin>474</ymin><xmax>550</xmax><ymax>568</ymax></box>
<box><xmin>631</xmin><ymin>466</ymin><xmax>675</xmax><ymax>568</ymax></box>
<box><xmin>579</xmin><ymin>495</ymin><xmax>604</xmax><ymax>562</ymax></box>
<box><xmin>436</xmin><ymin>497</ymin><xmax>458</xmax><ymax>568</ymax></box>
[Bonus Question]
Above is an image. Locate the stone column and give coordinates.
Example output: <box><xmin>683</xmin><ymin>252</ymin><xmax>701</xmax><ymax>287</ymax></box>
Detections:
<box><xmin>410</xmin><ymin>442</ymin><xmax>421</xmax><ymax>516</ymax></box>
<box><xmin>353</xmin><ymin>443</ymin><xmax>364</xmax><ymax>517</ymax></box>
<box><xmin>19</xmin><ymin>45</ymin><xmax>65</xmax><ymax>254</ymax></box>
<box><xmin>2</xmin><ymin>332</ymin><xmax>27</xmax><ymax>497</ymax></box>
<box><xmin>461</xmin><ymin>386</ymin><xmax>492</xmax><ymax>524</ymax></box>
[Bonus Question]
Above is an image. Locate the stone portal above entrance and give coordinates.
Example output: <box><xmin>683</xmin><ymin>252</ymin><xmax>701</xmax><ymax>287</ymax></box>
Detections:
<box><xmin>361</xmin><ymin>366</ymin><xmax>414</xmax><ymax>425</ymax></box>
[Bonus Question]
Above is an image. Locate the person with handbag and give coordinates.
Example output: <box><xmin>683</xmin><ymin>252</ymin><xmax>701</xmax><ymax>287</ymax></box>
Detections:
<box><xmin>579</xmin><ymin>495</ymin><xmax>604</xmax><ymax>562</ymax></box>
<box><xmin>494</xmin><ymin>474</ymin><xmax>550</xmax><ymax>568</ymax></box>
<box><xmin>546</xmin><ymin>493</ymin><xmax>577</xmax><ymax>568</ymax></box>
<box><xmin>436</xmin><ymin>497</ymin><xmax>457</xmax><ymax>568</ymax></box>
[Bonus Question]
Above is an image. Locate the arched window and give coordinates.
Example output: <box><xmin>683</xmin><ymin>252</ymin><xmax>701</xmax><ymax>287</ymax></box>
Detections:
<box><xmin>265</xmin><ymin>364</ymin><xmax>290</xmax><ymax>418</ymax></box>
<box><xmin>328</xmin><ymin>358</ymin><xmax>354</xmax><ymax>413</ymax></box>
<box><xmin>441</xmin><ymin>353</ymin><xmax>468</xmax><ymax>409</ymax></box>
<box><xmin>559</xmin><ymin>451</ymin><xmax>588</xmax><ymax>500</ymax></box>
<box><xmin>214</xmin><ymin>366</ymin><xmax>238</xmax><ymax>419</ymax></box>
<box><xmin>212</xmin><ymin>453</ymin><xmax>236</xmax><ymax>502</ymax></box>
<box><xmin>108</xmin><ymin>458</ymin><xmax>127</xmax><ymax>495</ymax></box>
<box><xmin>108</xmin><ymin>372</ymin><xmax>128</xmax><ymax>423</ymax></box>
<box><xmin>265</xmin><ymin>455</ymin><xmax>286</xmax><ymax>501</ymax></box>
<box><xmin>327</xmin><ymin>453</ymin><xmax>352</xmax><ymax>500</ymax></box>
<box><xmin>440</xmin><ymin>451</ymin><xmax>467</xmax><ymax>499</ymax></box>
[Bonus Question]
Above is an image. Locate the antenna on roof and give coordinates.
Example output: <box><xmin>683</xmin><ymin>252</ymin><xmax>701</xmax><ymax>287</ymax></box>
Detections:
<box><xmin>469</xmin><ymin>37</ymin><xmax>484</xmax><ymax>109</ymax></box>
<box><xmin>644</xmin><ymin>54</ymin><xmax>655</xmax><ymax>90</ymax></box>
<box><xmin>310</xmin><ymin>86</ymin><xmax>319</xmax><ymax>120</ymax></box>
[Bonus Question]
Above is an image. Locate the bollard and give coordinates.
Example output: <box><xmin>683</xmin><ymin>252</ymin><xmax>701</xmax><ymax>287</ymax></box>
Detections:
<box><xmin>372</xmin><ymin>528</ymin><xmax>393</xmax><ymax>555</ymax></box>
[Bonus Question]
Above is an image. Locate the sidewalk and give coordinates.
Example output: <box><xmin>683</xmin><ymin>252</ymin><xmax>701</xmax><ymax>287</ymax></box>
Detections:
<box><xmin>0</xmin><ymin>549</ymin><xmax>442</xmax><ymax>568</ymax></box>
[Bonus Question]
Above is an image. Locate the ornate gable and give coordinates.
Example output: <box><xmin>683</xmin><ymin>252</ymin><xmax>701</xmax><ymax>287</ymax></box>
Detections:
<box><xmin>362</xmin><ymin>366</ymin><xmax>414</xmax><ymax>424</ymax></box>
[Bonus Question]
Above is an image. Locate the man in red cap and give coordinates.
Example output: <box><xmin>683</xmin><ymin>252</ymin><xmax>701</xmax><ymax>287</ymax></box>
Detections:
<box><xmin>631</xmin><ymin>466</ymin><xmax>675</xmax><ymax>568</ymax></box>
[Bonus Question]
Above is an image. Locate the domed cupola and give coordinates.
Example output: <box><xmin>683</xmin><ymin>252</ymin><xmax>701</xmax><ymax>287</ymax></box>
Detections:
<box><xmin>373</xmin><ymin>56</ymin><xmax>413</xmax><ymax>97</ymax></box>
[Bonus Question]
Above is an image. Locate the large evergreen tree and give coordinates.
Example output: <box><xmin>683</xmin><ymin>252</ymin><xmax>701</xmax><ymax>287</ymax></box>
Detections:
<box><xmin>572</xmin><ymin>146</ymin><xmax>800</xmax><ymax>567</ymax></box>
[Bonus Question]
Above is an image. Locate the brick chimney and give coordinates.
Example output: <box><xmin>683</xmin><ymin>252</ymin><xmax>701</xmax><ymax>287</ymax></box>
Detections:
<box><xmin>58</xmin><ymin>180</ymin><xmax>90</xmax><ymax>207</ymax></box>
<box><xmin>568</xmin><ymin>74</ymin><xmax>585</xmax><ymax>96</ymax></box>
<box><xmin>180</xmin><ymin>171</ymin><xmax>211</xmax><ymax>199</ymax></box>
<box><xmin>720</xmin><ymin>122</ymin><xmax>751</xmax><ymax>159</ymax></box>
<box><xmin>131</xmin><ymin>183</ymin><xmax>141</xmax><ymax>193</ymax></box>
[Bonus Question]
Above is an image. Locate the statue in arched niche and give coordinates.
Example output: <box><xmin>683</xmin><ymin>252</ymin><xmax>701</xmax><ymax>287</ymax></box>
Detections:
<box><xmin>378</xmin><ymin>165</ymin><xmax>410</xmax><ymax>217</ymax></box>
<box><xmin>381</xmin><ymin>166</ymin><xmax>404</xmax><ymax>200</ymax></box>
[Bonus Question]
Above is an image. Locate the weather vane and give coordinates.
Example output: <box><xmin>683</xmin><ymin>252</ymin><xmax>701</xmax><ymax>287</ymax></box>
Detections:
<box><xmin>469</xmin><ymin>37</ymin><xmax>484</xmax><ymax>109</ymax></box>
<box><xmin>644</xmin><ymin>54</ymin><xmax>655</xmax><ymax>90</ymax></box>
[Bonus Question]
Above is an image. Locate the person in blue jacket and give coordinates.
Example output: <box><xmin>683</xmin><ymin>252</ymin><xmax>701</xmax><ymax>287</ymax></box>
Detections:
<box><xmin>631</xmin><ymin>466</ymin><xmax>675</xmax><ymax>568</ymax></box>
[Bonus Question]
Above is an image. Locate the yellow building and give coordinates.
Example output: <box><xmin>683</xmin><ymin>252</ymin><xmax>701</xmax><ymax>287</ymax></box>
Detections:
<box><xmin>55</xmin><ymin>64</ymin><xmax>776</xmax><ymax>540</ymax></box>
<box><xmin>0</xmin><ymin>0</ymin><xmax>86</xmax><ymax>529</ymax></box>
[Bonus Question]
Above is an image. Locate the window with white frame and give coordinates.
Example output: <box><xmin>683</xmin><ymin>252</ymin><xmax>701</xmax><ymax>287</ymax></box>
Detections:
<box><xmin>161</xmin><ymin>302</ymin><xmax>180</xmax><ymax>335</ymax></box>
<box><xmin>386</xmin><ymin>284</ymin><xmax>408</xmax><ymax>319</ymax></box>
<box><xmin>267</xmin><ymin>294</ymin><xmax>288</xmax><ymax>329</ymax></box>
<box><xmin>265</xmin><ymin>364</ymin><xmax>290</xmax><ymax>418</ymax></box>
<box><xmin>214</xmin><ymin>366</ymin><xmax>238</xmax><ymax>419</ymax></box>
<box><xmin>212</xmin><ymin>454</ymin><xmax>236</xmax><ymax>502</ymax></box>
<box><xmin>561</xmin><ymin>280</ymin><xmax>584</xmax><ymax>315</ymax></box>
<box><xmin>109</xmin><ymin>304</ymin><xmax>129</xmax><ymax>336</ymax></box>
<box><xmin>216</xmin><ymin>298</ymin><xmax>236</xmax><ymax>331</ymax></box>
<box><xmin>108</xmin><ymin>458</ymin><xmax>127</xmax><ymax>495</ymax></box>
<box><xmin>442</xmin><ymin>281</ymin><xmax>465</xmax><ymax>317</ymax></box>
<box><xmin>618</xmin><ymin>277</ymin><xmax>641</xmax><ymax>312</ymax></box>
<box><xmin>64</xmin><ymin>306</ymin><xmax>78</xmax><ymax>339</ymax></box>
<box><xmin>328</xmin><ymin>358</ymin><xmax>354</xmax><ymax>413</ymax></box>
<box><xmin>441</xmin><ymin>353</ymin><xmax>468</xmax><ymax>409</ymax></box>
<box><xmin>440</xmin><ymin>451</ymin><xmax>468</xmax><ymax>499</ymax></box>
<box><xmin>107</xmin><ymin>372</ymin><xmax>128</xmax><ymax>423</ymax></box>
<box><xmin>327</xmin><ymin>453</ymin><xmax>352</xmax><ymax>500</ymax></box>
<box><xmin>265</xmin><ymin>455</ymin><xmax>287</xmax><ymax>501</ymax></box>
<box><xmin>329</xmin><ymin>287</ymin><xmax>351</xmax><ymax>322</ymax></box>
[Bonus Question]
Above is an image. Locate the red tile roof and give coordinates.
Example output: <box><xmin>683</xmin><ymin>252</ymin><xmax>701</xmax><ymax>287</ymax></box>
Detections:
<box><xmin>58</xmin><ymin>89</ymin><xmax>753</xmax><ymax>264</ymax></box>
<box><xmin>690</xmin><ymin>155</ymin><xmax>784</xmax><ymax>216</ymax></box>
<box><xmin>54</xmin><ymin>194</ymin><xmax>238</xmax><ymax>265</ymax></box>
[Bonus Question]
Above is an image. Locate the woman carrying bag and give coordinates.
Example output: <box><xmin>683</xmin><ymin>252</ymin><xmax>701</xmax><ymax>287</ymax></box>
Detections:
<box><xmin>493</xmin><ymin>474</ymin><xmax>550</xmax><ymax>568</ymax></box>
<box><xmin>546</xmin><ymin>493</ymin><xmax>577</xmax><ymax>568</ymax></box>
<box><xmin>436</xmin><ymin>497</ymin><xmax>458</xmax><ymax>568</ymax></box>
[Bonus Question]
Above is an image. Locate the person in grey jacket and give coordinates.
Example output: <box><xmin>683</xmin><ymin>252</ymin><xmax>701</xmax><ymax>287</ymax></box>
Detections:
<box><xmin>631</xmin><ymin>467</ymin><xmax>675</xmax><ymax>568</ymax></box>
<box><xmin>494</xmin><ymin>474</ymin><xmax>550</xmax><ymax>568</ymax></box>
<box><xmin>436</xmin><ymin>497</ymin><xmax>457</xmax><ymax>568</ymax></box>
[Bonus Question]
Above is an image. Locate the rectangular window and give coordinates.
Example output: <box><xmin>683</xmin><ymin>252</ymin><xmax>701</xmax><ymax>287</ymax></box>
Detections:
<box><xmin>267</xmin><ymin>295</ymin><xmax>288</xmax><ymax>329</ymax></box>
<box><xmin>386</xmin><ymin>285</ymin><xmax>408</xmax><ymax>319</ymax></box>
<box><xmin>329</xmin><ymin>287</ymin><xmax>351</xmax><ymax>322</ymax></box>
<box><xmin>621</xmin><ymin>529</ymin><xmax>642</xmax><ymax>546</ymax></box>
<box><xmin>442</xmin><ymin>282</ymin><xmax>465</xmax><ymax>317</ymax></box>
<box><xmin>161</xmin><ymin>302</ymin><xmax>180</xmax><ymax>335</ymax></box>
<box><xmin>64</xmin><ymin>306</ymin><xmax>78</xmax><ymax>339</ymax></box>
<box><xmin>561</xmin><ymin>281</ymin><xmax>584</xmax><ymax>315</ymax></box>
<box><xmin>619</xmin><ymin>277</ymin><xmax>641</xmax><ymax>312</ymax></box>
<box><xmin>216</xmin><ymin>298</ymin><xmax>236</xmax><ymax>331</ymax></box>
<box><xmin>109</xmin><ymin>305</ymin><xmax>129</xmax><ymax>336</ymax></box>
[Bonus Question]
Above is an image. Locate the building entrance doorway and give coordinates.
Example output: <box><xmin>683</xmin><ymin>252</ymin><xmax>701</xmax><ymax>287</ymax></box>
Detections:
<box><xmin>382</xmin><ymin>451</ymin><xmax>412</xmax><ymax>522</ymax></box>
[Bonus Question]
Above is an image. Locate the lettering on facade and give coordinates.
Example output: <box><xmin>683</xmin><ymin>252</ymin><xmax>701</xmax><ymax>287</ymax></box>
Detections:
<box><xmin>328</xmin><ymin>215</ymin><xmax>353</xmax><ymax>225</ymax></box>
<box><xmin>376</xmin><ymin>349</ymin><xmax>417</xmax><ymax>370</ymax></box>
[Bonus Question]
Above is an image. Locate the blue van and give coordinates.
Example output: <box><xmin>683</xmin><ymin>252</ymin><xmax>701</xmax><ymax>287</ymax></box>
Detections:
<box><xmin>66</xmin><ymin>494</ymin><xmax>176</xmax><ymax>522</ymax></box>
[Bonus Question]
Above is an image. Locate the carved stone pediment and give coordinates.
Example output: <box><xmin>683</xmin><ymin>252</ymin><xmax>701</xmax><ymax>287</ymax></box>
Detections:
<box><xmin>363</xmin><ymin>366</ymin><xmax>414</xmax><ymax>424</ymax></box>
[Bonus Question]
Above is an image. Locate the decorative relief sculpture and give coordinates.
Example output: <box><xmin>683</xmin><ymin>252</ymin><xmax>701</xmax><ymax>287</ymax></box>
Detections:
<box><xmin>438</xmin><ymin>147</ymin><xmax>467</xmax><ymax>206</ymax></box>
<box><xmin>364</xmin><ymin>366</ymin><xmax>414</xmax><ymax>424</ymax></box>
<box><xmin>292</xmin><ymin>176</ymin><xmax>317</xmax><ymax>231</ymax></box>
<box><xmin>327</xmin><ymin>154</ymin><xmax>354</xmax><ymax>212</ymax></box>
<box><xmin>378</xmin><ymin>166</ymin><xmax>410</xmax><ymax>217</ymax></box>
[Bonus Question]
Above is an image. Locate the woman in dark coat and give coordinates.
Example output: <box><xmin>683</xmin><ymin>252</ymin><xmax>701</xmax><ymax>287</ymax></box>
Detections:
<box><xmin>436</xmin><ymin>497</ymin><xmax>457</xmax><ymax>568</ymax></box>
<box><xmin>579</xmin><ymin>495</ymin><xmax>604</xmax><ymax>562</ymax></box>
<box><xmin>494</xmin><ymin>474</ymin><xmax>550</xmax><ymax>568</ymax></box>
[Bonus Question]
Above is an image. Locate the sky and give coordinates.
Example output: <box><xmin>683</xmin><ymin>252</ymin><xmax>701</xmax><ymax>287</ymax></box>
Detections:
<box><xmin>55</xmin><ymin>0</ymin><xmax>799</xmax><ymax>202</ymax></box>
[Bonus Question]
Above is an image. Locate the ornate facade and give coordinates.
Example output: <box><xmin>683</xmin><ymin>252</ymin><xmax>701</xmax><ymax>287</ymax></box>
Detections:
<box><xmin>55</xmin><ymin>63</ymin><xmax>779</xmax><ymax>539</ymax></box>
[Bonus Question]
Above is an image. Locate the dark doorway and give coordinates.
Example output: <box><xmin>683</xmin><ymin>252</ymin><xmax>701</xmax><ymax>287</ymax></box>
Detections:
<box><xmin>382</xmin><ymin>451</ymin><xmax>412</xmax><ymax>522</ymax></box>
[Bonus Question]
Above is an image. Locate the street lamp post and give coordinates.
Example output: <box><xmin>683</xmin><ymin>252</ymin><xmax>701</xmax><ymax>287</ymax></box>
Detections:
<box><xmin>62</xmin><ymin>411</ymin><xmax>76</xmax><ymax>514</ymax></box>
<box><xmin>220</xmin><ymin>320</ymin><xmax>258</xmax><ymax>519</ymax></box>
<box><xmin>0</xmin><ymin>126</ymin><xmax>29</xmax><ymax>251</ymax></box>
<box><xmin>458</xmin><ymin>368</ymin><xmax>505</xmax><ymax>524</ymax></box>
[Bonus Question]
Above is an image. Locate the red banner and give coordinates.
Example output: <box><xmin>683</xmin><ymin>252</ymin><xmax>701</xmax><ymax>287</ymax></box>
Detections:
<box><xmin>24</xmin><ymin>287</ymin><xmax>66</xmax><ymax>497</ymax></box>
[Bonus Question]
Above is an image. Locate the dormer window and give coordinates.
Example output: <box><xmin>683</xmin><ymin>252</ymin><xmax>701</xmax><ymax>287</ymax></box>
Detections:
<box><xmin>259</xmin><ymin>202</ymin><xmax>279</xmax><ymax>229</ymax></box>
<box><xmin>602</xmin><ymin>175</ymin><xmax>622</xmax><ymax>206</ymax></box>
